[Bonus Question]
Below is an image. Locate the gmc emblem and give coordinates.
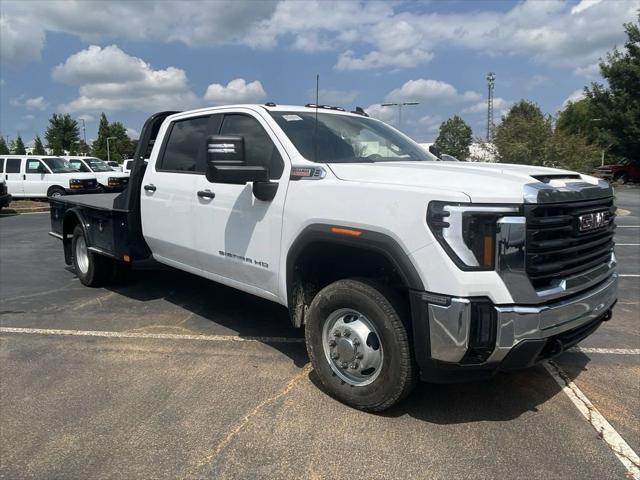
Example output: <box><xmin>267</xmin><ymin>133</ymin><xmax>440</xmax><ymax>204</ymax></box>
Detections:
<box><xmin>578</xmin><ymin>211</ymin><xmax>610</xmax><ymax>232</ymax></box>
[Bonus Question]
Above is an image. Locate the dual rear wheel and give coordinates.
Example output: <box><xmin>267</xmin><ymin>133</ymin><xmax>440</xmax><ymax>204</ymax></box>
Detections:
<box><xmin>71</xmin><ymin>225</ymin><xmax>130</xmax><ymax>287</ymax></box>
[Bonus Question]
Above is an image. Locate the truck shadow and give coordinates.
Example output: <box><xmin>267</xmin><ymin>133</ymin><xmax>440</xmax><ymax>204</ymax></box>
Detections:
<box><xmin>105</xmin><ymin>261</ymin><xmax>307</xmax><ymax>367</ymax></box>
<box><xmin>308</xmin><ymin>351</ymin><xmax>592</xmax><ymax>424</ymax></box>
<box><xmin>383</xmin><ymin>352</ymin><xmax>592</xmax><ymax>424</ymax></box>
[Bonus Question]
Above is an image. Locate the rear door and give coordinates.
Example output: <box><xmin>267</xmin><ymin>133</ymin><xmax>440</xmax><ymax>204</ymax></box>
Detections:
<box><xmin>140</xmin><ymin>114</ymin><xmax>214</xmax><ymax>270</ymax></box>
<box><xmin>4</xmin><ymin>158</ymin><xmax>24</xmax><ymax>197</ymax></box>
<box><xmin>23</xmin><ymin>158</ymin><xmax>48</xmax><ymax>196</ymax></box>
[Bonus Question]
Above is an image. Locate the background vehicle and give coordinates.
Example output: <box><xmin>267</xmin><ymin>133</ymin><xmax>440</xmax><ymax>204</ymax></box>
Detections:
<box><xmin>597</xmin><ymin>159</ymin><xmax>640</xmax><ymax>183</ymax></box>
<box><xmin>65</xmin><ymin>156</ymin><xmax>130</xmax><ymax>192</ymax></box>
<box><xmin>122</xmin><ymin>159</ymin><xmax>134</xmax><ymax>174</ymax></box>
<box><xmin>1</xmin><ymin>156</ymin><xmax>99</xmax><ymax>198</ymax></box>
<box><xmin>0</xmin><ymin>179</ymin><xmax>11</xmax><ymax>212</ymax></box>
<box><xmin>106</xmin><ymin>160</ymin><xmax>121</xmax><ymax>171</ymax></box>
<box><xmin>48</xmin><ymin>105</ymin><xmax>617</xmax><ymax>411</ymax></box>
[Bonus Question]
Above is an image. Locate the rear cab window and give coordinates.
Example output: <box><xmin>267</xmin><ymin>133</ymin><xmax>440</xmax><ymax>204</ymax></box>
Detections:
<box><xmin>158</xmin><ymin>115</ymin><xmax>220</xmax><ymax>173</ymax></box>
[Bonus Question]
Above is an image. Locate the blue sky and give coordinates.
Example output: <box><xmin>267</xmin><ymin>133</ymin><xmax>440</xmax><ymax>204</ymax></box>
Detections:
<box><xmin>0</xmin><ymin>0</ymin><xmax>637</xmax><ymax>146</ymax></box>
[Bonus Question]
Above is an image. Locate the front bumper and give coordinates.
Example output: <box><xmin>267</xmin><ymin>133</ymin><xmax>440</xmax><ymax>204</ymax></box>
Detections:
<box><xmin>410</xmin><ymin>273</ymin><xmax>618</xmax><ymax>382</ymax></box>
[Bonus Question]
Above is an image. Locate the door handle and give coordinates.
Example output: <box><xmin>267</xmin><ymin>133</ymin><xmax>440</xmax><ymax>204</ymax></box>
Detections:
<box><xmin>143</xmin><ymin>184</ymin><xmax>156</xmax><ymax>192</ymax></box>
<box><xmin>197</xmin><ymin>189</ymin><xmax>215</xmax><ymax>199</ymax></box>
<box><xmin>23</xmin><ymin>174</ymin><xmax>26</xmax><ymax>180</ymax></box>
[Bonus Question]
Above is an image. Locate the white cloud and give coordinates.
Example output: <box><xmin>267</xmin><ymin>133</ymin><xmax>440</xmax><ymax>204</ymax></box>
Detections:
<box><xmin>385</xmin><ymin>79</ymin><xmax>481</xmax><ymax>105</ymax></box>
<box><xmin>574</xmin><ymin>63</ymin><xmax>601</xmax><ymax>79</ymax></box>
<box><xmin>77</xmin><ymin>114</ymin><xmax>95</xmax><ymax>122</ymax></box>
<box><xmin>203</xmin><ymin>79</ymin><xmax>266</xmax><ymax>105</ymax></box>
<box><xmin>10</xmin><ymin>95</ymin><xmax>49</xmax><ymax>110</ymax></box>
<box><xmin>463</xmin><ymin>97</ymin><xmax>512</xmax><ymax>115</ymax></box>
<box><xmin>571</xmin><ymin>0</ymin><xmax>603</xmax><ymax>15</ymax></box>
<box><xmin>22</xmin><ymin>114</ymin><xmax>35</xmax><ymax>121</ymax></box>
<box><xmin>562</xmin><ymin>89</ymin><xmax>586</xmax><ymax>107</ymax></box>
<box><xmin>24</xmin><ymin>96</ymin><xmax>49</xmax><ymax>110</ymax></box>
<box><xmin>365</xmin><ymin>104</ymin><xmax>397</xmax><ymax>125</ymax></box>
<box><xmin>126</xmin><ymin>127</ymin><xmax>140</xmax><ymax>139</ymax></box>
<box><xmin>54</xmin><ymin>45</ymin><xmax>199</xmax><ymax>113</ymax></box>
<box><xmin>0</xmin><ymin>14</ymin><xmax>45</xmax><ymax>64</ymax></box>
<box><xmin>1</xmin><ymin>0</ymin><xmax>635</xmax><ymax>77</ymax></box>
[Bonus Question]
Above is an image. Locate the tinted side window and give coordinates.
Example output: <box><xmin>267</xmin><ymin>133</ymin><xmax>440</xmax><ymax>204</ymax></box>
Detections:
<box><xmin>0</xmin><ymin>159</ymin><xmax>4</xmax><ymax>173</ymax></box>
<box><xmin>6</xmin><ymin>159</ymin><xmax>21</xmax><ymax>173</ymax></box>
<box><xmin>159</xmin><ymin>116</ymin><xmax>211</xmax><ymax>173</ymax></box>
<box><xmin>220</xmin><ymin>114</ymin><xmax>284</xmax><ymax>179</ymax></box>
<box><xmin>26</xmin><ymin>159</ymin><xmax>44</xmax><ymax>173</ymax></box>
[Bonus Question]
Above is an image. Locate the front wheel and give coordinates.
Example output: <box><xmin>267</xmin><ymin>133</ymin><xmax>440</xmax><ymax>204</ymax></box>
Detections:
<box><xmin>48</xmin><ymin>186</ymin><xmax>66</xmax><ymax>198</ymax></box>
<box><xmin>305</xmin><ymin>278</ymin><xmax>416</xmax><ymax>412</ymax></box>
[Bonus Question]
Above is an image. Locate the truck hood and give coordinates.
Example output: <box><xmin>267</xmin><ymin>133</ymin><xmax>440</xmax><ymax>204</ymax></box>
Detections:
<box><xmin>58</xmin><ymin>173</ymin><xmax>97</xmax><ymax>180</ymax></box>
<box><xmin>327</xmin><ymin>161</ymin><xmax>607</xmax><ymax>203</ymax></box>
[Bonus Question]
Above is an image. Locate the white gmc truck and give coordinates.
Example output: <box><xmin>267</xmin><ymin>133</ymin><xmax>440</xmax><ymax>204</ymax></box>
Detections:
<box><xmin>49</xmin><ymin>104</ymin><xmax>618</xmax><ymax>411</ymax></box>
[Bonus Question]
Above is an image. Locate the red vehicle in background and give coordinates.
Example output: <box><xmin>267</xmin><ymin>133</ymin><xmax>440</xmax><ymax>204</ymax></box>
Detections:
<box><xmin>597</xmin><ymin>159</ymin><xmax>640</xmax><ymax>184</ymax></box>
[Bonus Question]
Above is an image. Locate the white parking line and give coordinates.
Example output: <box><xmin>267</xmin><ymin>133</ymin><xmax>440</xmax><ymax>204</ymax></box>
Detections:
<box><xmin>545</xmin><ymin>361</ymin><xmax>640</xmax><ymax>479</ymax></box>
<box><xmin>619</xmin><ymin>274</ymin><xmax>640</xmax><ymax>277</ymax></box>
<box><xmin>617</xmin><ymin>225</ymin><xmax>640</xmax><ymax>228</ymax></box>
<box><xmin>0</xmin><ymin>326</ymin><xmax>304</xmax><ymax>344</ymax></box>
<box><xmin>616</xmin><ymin>244</ymin><xmax>640</xmax><ymax>246</ymax></box>
<box><xmin>572</xmin><ymin>347</ymin><xmax>640</xmax><ymax>355</ymax></box>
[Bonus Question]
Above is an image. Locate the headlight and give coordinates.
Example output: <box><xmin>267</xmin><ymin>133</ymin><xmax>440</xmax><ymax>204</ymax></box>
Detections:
<box><xmin>427</xmin><ymin>202</ymin><xmax>520</xmax><ymax>270</ymax></box>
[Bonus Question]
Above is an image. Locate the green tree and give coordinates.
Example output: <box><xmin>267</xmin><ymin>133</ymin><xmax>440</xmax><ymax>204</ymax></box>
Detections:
<box><xmin>494</xmin><ymin>100</ymin><xmax>553</xmax><ymax>165</ymax></box>
<box><xmin>434</xmin><ymin>115</ymin><xmax>473</xmax><ymax>160</ymax></box>
<box><xmin>545</xmin><ymin>129</ymin><xmax>601</xmax><ymax>172</ymax></box>
<box><xmin>556</xmin><ymin>98</ymin><xmax>598</xmax><ymax>140</ymax></box>
<box><xmin>92</xmin><ymin>113</ymin><xmax>132</xmax><ymax>162</ymax></box>
<box><xmin>0</xmin><ymin>137</ymin><xmax>9</xmax><ymax>155</ymax></box>
<box><xmin>33</xmin><ymin>135</ymin><xmax>46</xmax><ymax>155</ymax></box>
<box><xmin>14</xmin><ymin>135</ymin><xmax>26</xmax><ymax>155</ymax></box>
<box><xmin>45</xmin><ymin>113</ymin><xmax>80</xmax><ymax>154</ymax></box>
<box><xmin>585</xmin><ymin>14</ymin><xmax>640</xmax><ymax>161</ymax></box>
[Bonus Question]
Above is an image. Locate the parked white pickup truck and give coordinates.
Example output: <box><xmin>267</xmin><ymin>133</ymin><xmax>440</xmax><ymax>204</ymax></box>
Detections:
<box><xmin>49</xmin><ymin>104</ymin><xmax>617</xmax><ymax>411</ymax></box>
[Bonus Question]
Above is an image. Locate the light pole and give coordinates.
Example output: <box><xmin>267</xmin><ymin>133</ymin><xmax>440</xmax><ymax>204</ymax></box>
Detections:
<box><xmin>590</xmin><ymin>118</ymin><xmax>607</xmax><ymax>166</ymax></box>
<box><xmin>380</xmin><ymin>102</ymin><xmax>420</xmax><ymax>130</ymax></box>
<box><xmin>106</xmin><ymin>136</ymin><xmax>116</xmax><ymax>163</ymax></box>
<box><xmin>78</xmin><ymin>118</ymin><xmax>86</xmax><ymax>144</ymax></box>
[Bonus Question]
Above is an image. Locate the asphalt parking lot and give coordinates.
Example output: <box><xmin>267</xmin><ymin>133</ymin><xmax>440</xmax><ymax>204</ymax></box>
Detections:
<box><xmin>1</xmin><ymin>187</ymin><xmax>639</xmax><ymax>479</ymax></box>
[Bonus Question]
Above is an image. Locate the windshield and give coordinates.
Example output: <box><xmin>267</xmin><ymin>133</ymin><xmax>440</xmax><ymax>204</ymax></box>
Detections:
<box><xmin>43</xmin><ymin>157</ymin><xmax>76</xmax><ymax>173</ymax></box>
<box><xmin>84</xmin><ymin>157</ymin><xmax>114</xmax><ymax>172</ymax></box>
<box><xmin>270</xmin><ymin>111</ymin><xmax>437</xmax><ymax>163</ymax></box>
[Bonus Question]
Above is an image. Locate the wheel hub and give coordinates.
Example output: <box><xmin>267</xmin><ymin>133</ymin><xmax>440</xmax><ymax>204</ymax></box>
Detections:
<box><xmin>322</xmin><ymin>309</ymin><xmax>383</xmax><ymax>386</ymax></box>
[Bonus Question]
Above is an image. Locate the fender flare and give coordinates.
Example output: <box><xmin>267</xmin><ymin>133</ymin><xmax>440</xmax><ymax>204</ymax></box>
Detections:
<box><xmin>286</xmin><ymin>223</ymin><xmax>424</xmax><ymax>306</ymax></box>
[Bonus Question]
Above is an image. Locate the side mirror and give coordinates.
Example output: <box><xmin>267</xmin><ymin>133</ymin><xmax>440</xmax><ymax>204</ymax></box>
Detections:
<box><xmin>205</xmin><ymin>135</ymin><xmax>269</xmax><ymax>185</ymax></box>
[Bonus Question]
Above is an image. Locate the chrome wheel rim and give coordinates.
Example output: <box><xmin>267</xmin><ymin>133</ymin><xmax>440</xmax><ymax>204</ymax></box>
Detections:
<box><xmin>50</xmin><ymin>191</ymin><xmax>62</xmax><ymax>197</ymax></box>
<box><xmin>322</xmin><ymin>308</ymin><xmax>384</xmax><ymax>386</ymax></box>
<box><xmin>75</xmin><ymin>235</ymin><xmax>89</xmax><ymax>274</ymax></box>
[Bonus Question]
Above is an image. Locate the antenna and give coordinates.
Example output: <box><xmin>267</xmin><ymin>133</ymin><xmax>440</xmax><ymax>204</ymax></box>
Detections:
<box><xmin>486</xmin><ymin>72</ymin><xmax>495</xmax><ymax>142</ymax></box>
<box><xmin>314</xmin><ymin>74</ymin><xmax>319</xmax><ymax>162</ymax></box>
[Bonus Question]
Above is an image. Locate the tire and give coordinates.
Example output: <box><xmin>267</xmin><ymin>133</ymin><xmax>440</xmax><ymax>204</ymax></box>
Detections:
<box><xmin>305</xmin><ymin>278</ymin><xmax>416</xmax><ymax>412</ymax></box>
<box><xmin>71</xmin><ymin>225</ymin><xmax>112</xmax><ymax>287</ymax></box>
<box><xmin>48</xmin><ymin>186</ymin><xmax>66</xmax><ymax>198</ymax></box>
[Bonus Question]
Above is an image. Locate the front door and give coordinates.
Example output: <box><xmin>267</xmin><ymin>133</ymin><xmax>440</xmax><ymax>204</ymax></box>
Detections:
<box><xmin>23</xmin><ymin>158</ymin><xmax>48</xmax><ymax>196</ymax></box>
<box><xmin>193</xmin><ymin>111</ymin><xmax>288</xmax><ymax>297</ymax></box>
<box><xmin>4</xmin><ymin>159</ymin><xmax>24</xmax><ymax>197</ymax></box>
<box><xmin>140</xmin><ymin>114</ymin><xmax>214</xmax><ymax>270</ymax></box>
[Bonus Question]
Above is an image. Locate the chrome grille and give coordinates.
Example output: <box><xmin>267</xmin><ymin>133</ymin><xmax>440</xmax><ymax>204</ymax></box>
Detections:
<box><xmin>524</xmin><ymin>197</ymin><xmax>615</xmax><ymax>289</ymax></box>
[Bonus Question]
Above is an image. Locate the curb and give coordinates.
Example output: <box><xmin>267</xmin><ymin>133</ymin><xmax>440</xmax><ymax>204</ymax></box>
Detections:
<box><xmin>1</xmin><ymin>207</ymin><xmax>50</xmax><ymax>215</ymax></box>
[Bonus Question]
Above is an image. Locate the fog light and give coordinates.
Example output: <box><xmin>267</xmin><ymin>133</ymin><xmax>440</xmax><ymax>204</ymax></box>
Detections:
<box><xmin>462</xmin><ymin>301</ymin><xmax>497</xmax><ymax>364</ymax></box>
